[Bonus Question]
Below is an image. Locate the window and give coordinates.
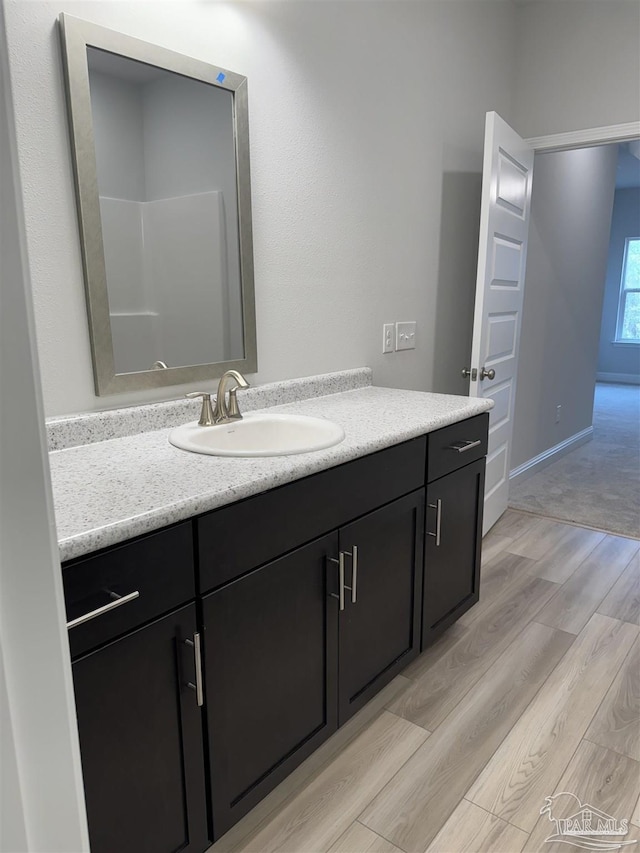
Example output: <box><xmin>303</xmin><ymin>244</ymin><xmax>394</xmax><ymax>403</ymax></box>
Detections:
<box><xmin>616</xmin><ymin>238</ymin><xmax>640</xmax><ymax>342</ymax></box>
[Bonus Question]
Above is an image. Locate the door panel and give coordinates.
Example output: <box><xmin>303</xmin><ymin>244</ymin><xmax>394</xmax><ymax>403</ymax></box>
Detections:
<box><xmin>203</xmin><ymin>533</ymin><xmax>338</xmax><ymax>838</ymax></box>
<box><xmin>492</xmin><ymin>235</ymin><xmax>523</xmax><ymax>285</ymax></box>
<box><xmin>422</xmin><ymin>459</ymin><xmax>485</xmax><ymax>647</ymax></box>
<box><xmin>469</xmin><ymin>112</ymin><xmax>534</xmax><ymax>532</ymax></box>
<box><xmin>72</xmin><ymin>604</ymin><xmax>209</xmax><ymax>853</ymax></box>
<box><xmin>337</xmin><ymin>491</ymin><xmax>424</xmax><ymax>725</ymax></box>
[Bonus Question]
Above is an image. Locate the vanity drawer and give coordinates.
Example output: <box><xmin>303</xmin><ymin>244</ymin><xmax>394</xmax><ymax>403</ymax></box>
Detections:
<box><xmin>63</xmin><ymin>522</ymin><xmax>195</xmax><ymax>659</ymax></box>
<box><xmin>198</xmin><ymin>436</ymin><xmax>426</xmax><ymax>593</ymax></box>
<box><xmin>427</xmin><ymin>414</ymin><xmax>489</xmax><ymax>482</ymax></box>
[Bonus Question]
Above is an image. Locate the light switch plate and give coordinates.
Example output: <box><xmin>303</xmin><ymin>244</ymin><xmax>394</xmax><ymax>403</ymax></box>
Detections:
<box><xmin>396</xmin><ymin>321</ymin><xmax>416</xmax><ymax>351</ymax></box>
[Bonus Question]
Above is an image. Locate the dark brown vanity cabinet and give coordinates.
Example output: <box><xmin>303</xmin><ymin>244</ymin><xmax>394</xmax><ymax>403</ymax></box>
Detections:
<box><xmin>421</xmin><ymin>414</ymin><xmax>488</xmax><ymax>648</ymax></box>
<box><xmin>63</xmin><ymin>419</ymin><xmax>488</xmax><ymax>849</ymax></box>
<box><xmin>197</xmin><ymin>439</ymin><xmax>426</xmax><ymax>838</ymax></box>
<box><xmin>63</xmin><ymin>524</ymin><xmax>209</xmax><ymax>853</ymax></box>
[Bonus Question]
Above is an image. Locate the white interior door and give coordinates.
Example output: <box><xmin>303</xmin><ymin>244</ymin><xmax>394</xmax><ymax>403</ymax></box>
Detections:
<box><xmin>468</xmin><ymin>112</ymin><xmax>534</xmax><ymax>534</ymax></box>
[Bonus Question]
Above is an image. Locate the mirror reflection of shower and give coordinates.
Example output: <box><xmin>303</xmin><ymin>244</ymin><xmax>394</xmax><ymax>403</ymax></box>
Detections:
<box><xmin>87</xmin><ymin>47</ymin><xmax>245</xmax><ymax>375</ymax></box>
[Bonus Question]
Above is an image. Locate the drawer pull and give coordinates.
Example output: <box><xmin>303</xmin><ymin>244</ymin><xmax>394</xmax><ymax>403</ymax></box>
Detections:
<box><xmin>66</xmin><ymin>589</ymin><xmax>140</xmax><ymax>630</ymax></box>
<box><xmin>447</xmin><ymin>439</ymin><xmax>482</xmax><ymax>454</ymax></box>
<box><xmin>427</xmin><ymin>499</ymin><xmax>442</xmax><ymax>546</ymax></box>
<box><xmin>185</xmin><ymin>633</ymin><xmax>204</xmax><ymax>707</ymax></box>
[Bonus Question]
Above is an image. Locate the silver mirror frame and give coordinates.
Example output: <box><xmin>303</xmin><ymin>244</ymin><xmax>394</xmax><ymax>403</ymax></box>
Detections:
<box><xmin>58</xmin><ymin>13</ymin><xmax>257</xmax><ymax>395</ymax></box>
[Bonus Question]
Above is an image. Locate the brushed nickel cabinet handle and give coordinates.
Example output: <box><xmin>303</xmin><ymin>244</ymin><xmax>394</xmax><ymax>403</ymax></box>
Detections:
<box><xmin>331</xmin><ymin>548</ymin><xmax>359</xmax><ymax>608</ymax></box>
<box><xmin>66</xmin><ymin>589</ymin><xmax>140</xmax><ymax>630</ymax></box>
<box><xmin>185</xmin><ymin>633</ymin><xmax>204</xmax><ymax>707</ymax></box>
<box><xmin>446</xmin><ymin>439</ymin><xmax>482</xmax><ymax>453</ymax></box>
<box><xmin>350</xmin><ymin>546</ymin><xmax>358</xmax><ymax>605</ymax></box>
<box><xmin>427</xmin><ymin>499</ymin><xmax>442</xmax><ymax>547</ymax></box>
<box><xmin>329</xmin><ymin>554</ymin><xmax>346</xmax><ymax>611</ymax></box>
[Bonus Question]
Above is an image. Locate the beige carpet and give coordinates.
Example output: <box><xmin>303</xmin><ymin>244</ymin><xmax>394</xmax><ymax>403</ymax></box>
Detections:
<box><xmin>509</xmin><ymin>383</ymin><xmax>640</xmax><ymax>539</ymax></box>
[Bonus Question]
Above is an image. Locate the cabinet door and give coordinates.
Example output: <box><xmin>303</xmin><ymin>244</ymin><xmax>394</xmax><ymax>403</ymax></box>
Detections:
<box><xmin>72</xmin><ymin>603</ymin><xmax>209</xmax><ymax>853</ymax></box>
<box><xmin>338</xmin><ymin>490</ymin><xmax>424</xmax><ymax>725</ymax></box>
<box><xmin>422</xmin><ymin>458</ymin><xmax>485</xmax><ymax>648</ymax></box>
<box><xmin>203</xmin><ymin>533</ymin><xmax>339</xmax><ymax>838</ymax></box>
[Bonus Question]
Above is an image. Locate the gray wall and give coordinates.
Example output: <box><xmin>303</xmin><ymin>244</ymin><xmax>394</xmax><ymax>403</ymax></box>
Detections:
<box><xmin>513</xmin><ymin>0</ymin><xmax>640</xmax><ymax>138</ymax></box>
<box><xmin>511</xmin><ymin>146</ymin><xmax>618</xmax><ymax>470</ymax></box>
<box><xmin>597</xmin><ymin>187</ymin><xmax>640</xmax><ymax>382</ymax></box>
<box><xmin>89</xmin><ymin>70</ymin><xmax>146</xmax><ymax>200</ymax></box>
<box><xmin>4</xmin><ymin>0</ymin><xmax>516</xmax><ymax>416</ymax></box>
<box><xmin>4</xmin><ymin>0</ymin><xmax>640</xmax><ymax>416</ymax></box>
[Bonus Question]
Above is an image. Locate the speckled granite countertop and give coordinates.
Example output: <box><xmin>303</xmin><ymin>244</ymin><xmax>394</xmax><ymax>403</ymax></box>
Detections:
<box><xmin>50</xmin><ymin>382</ymin><xmax>492</xmax><ymax>563</ymax></box>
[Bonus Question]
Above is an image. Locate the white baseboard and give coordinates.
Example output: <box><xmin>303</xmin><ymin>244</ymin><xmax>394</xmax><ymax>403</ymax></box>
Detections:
<box><xmin>509</xmin><ymin>427</ymin><xmax>594</xmax><ymax>485</ymax></box>
<box><xmin>596</xmin><ymin>372</ymin><xmax>640</xmax><ymax>385</ymax></box>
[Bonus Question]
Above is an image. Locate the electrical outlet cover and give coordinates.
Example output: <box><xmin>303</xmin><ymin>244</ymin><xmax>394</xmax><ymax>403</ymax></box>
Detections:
<box><xmin>383</xmin><ymin>323</ymin><xmax>394</xmax><ymax>354</ymax></box>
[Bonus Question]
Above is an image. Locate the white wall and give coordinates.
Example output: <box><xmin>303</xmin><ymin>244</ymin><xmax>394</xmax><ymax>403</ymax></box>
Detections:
<box><xmin>4</xmin><ymin>0</ymin><xmax>517</xmax><ymax>416</ymax></box>
<box><xmin>514</xmin><ymin>0</ymin><xmax>640</xmax><ymax>139</ymax></box>
<box><xmin>0</xmin><ymin>3</ymin><xmax>88</xmax><ymax>848</ymax></box>
<box><xmin>511</xmin><ymin>145</ymin><xmax>618</xmax><ymax>470</ymax></box>
<box><xmin>597</xmin><ymin>187</ymin><xmax>640</xmax><ymax>381</ymax></box>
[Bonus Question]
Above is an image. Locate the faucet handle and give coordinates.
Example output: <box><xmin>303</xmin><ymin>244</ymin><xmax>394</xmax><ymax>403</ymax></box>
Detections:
<box><xmin>185</xmin><ymin>391</ymin><xmax>215</xmax><ymax>426</ymax></box>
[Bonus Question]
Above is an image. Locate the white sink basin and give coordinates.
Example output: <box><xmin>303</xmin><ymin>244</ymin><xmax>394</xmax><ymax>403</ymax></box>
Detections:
<box><xmin>169</xmin><ymin>413</ymin><xmax>345</xmax><ymax>457</ymax></box>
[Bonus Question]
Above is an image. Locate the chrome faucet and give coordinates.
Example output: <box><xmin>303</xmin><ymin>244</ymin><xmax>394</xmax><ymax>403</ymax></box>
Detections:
<box><xmin>186</xmin><ymin>370</ymin><xmax>250</xmax><ymax>426</ymax></box>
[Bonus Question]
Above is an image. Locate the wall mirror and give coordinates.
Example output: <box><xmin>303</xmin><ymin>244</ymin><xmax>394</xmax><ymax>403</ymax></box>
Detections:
<box><xmin>59</xmin><ymin>14</ymin><xmax>257</xmax><ymax>395</ymax></box>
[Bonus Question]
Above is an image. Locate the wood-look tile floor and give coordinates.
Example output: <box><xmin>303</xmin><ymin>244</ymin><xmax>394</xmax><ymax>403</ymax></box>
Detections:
<box><xmin>210</xmin><ymin>510</ymin><xmax>640</xmax><ymax>853</ymax></box>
